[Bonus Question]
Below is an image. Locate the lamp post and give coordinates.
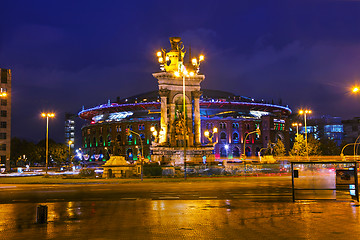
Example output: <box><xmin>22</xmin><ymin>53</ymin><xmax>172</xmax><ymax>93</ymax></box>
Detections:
<box><xmin>242</xmin><ymin>129</ymin><xmax>261</xmax><ymax>158</ymax></box>
<box><xmin>41</xmin><ymin>112</ymin><xmax>55</xmax><ymax>174</ymax></box>
<box><xmin>299</xmin><ymin>109</ymin><xmax>311</xmax><ymax>157</ymax></box>
<box><xmin>68</xmin><ymin>140</ymin><xmax>73</xmax><ymax>163</ymax></box>
<box><xmin>126</xmin><ymin>128</ymin><xmax>144</xmax><ymax>181</ymax></box>
<box><xmin>292</xmin><ymin>123</ymin><xmax>302</xmax><ymax>135</ymax></box>
<box><xmin>204</xmin><ymin>127</ymin><xmax>218</xmax><ymax>144</ymax></box>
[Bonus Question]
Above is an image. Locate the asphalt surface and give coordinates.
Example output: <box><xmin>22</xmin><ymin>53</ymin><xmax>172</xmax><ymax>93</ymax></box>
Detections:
<box><xmin>0</xmin><ymin>177</ymin><xmax>294</xmax><ymax>204</ymax></box>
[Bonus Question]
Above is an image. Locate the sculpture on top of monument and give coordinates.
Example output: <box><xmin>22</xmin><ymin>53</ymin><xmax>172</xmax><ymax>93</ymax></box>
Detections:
<box><xmin>156</xmin><ymin>37</ymin><xmax>204</xmax><ymax>76</ymax></box>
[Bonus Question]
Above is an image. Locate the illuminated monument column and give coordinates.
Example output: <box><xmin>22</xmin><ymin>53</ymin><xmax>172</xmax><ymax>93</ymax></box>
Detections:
<box><xmin>151</xmin><ymin>37</ymin><xmax>214</xmax><ymax>165</ymax></box>
<box><xmin>159</xmin><ymin>89</ymin><xmax>169</xmax><ymax>144</ymax></box>
<box><xmin>193</xmin><ymin>90</ymin><xmax>202</xmax><ymax>145</ymax></box>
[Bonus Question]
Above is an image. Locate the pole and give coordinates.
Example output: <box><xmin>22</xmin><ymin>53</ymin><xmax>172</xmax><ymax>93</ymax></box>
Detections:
<box><xmin>45</xmin><ymin>116</ymin><xmax>49</xmax><ymax>174</ymax></box>
<box><xmin>243</xmin><ymin>130</ymin><xmax>259</xmax><ymax>158</ymax></box>
<box><xmin>183</xmin><ymin>75</ymin><xmax>187</xmax><ymax>180</ymax></box>
<box><xmin>296</xmin><ymin>125</ymin><xmax>299</xmax><ymax>135</ymax></box>
<box><xmin>354</xmin><ymin>135</ymin><xmax>360</xmax><ymax>160</ymax></box>
<box><xmin>304</xmin><ymin>113</ymin><xmax>308</xmax><ymax>158</ymax></box>
<box><xmin>128</xmin><ymin>129</ymin><xmax>144</xmax><ymax>181</ymax></box>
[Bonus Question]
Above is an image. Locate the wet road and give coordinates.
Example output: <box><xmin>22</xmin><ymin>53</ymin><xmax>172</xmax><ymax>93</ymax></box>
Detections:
<box><xmin>1</xmin><ymin>176</ymin><xmax>359</xmax><ymax>239</ymax></box>
<box><xmin>0</xmin><ymin>177</ymin><xmax>293</xmax><ymax>203</ymax></box>
<box><xmin>2</xmin><ymin>199</ymin><xmax>360</xmax><ymax>239</ymax></box>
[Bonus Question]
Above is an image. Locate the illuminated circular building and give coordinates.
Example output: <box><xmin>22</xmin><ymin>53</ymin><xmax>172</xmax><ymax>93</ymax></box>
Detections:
<box><xmin>79</xmin><ymin>37</ymin><xmax>292</xmax><ymax>164</ymax></box>
<box><xmin>79</xmin><ymin>89</ymin><xmax>291</xmax><ymax>163</ymax></box>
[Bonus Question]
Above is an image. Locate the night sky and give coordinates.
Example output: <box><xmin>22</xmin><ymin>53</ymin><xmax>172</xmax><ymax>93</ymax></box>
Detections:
<box><xmin>1</xmin><ymin>0</ymin><xmax>360</xmax><ymax>145</ymax></box>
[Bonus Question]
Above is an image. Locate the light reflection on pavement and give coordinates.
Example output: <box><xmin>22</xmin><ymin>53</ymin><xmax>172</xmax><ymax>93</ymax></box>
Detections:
<box><xmin>1</xmin><ymin>199</ymin><xmax>360</xmax><ymax>239</ymax></box>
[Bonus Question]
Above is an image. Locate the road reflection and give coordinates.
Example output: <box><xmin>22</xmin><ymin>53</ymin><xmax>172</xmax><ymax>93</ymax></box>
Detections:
<box><xmin>1</xmin><ymin>200</ymin><xmax>360</xmax><ymax>239</ymax></box>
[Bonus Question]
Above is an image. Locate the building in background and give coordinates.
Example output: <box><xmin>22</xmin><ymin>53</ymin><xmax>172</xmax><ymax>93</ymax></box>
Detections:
<box><xmin>342</xmin><ymin>117</ymin><xmax>360</xmax><ymax>143</ymax></box>
<box><xmin>78</xmin><ymin>37</ymin><xmax>292</xmax><ymax>165</ymax></box>
<box><xmin>65</xmin><ymin>113</ymin><xmax>76</xmax><ymax>150</ymax></box>
<box><xmin>0</xmin><ymin>68</ymin><xmax>11</xmax><ymax>172</ymax></box>
<box><xmin>298</xmin><ymin>115</ymin><xmax>343</xmax><ymax>146</ymax></box>
<box><xmin>78</xmin><ymin>89</ymin><xmax>291</xmax><ymax>163</ymax></box>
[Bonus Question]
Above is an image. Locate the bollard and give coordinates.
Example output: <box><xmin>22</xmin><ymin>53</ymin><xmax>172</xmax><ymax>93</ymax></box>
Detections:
<box><xmin>36</xmin><ymin>205</ymin><xmax>48</xmax><ymax>224</ymax></box>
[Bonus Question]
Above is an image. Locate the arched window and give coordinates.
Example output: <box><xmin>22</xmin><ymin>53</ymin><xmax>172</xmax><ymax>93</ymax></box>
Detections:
<box><xmin>220</xmin><ymin>132</ymin><xmax>227</xmax><ymax>143</ymax></box>
<box><xmin>232</xmin><ymin>132</ymin><xmax>239</xmax><ymax>143</ymax></box>
<box><xmin>126</xmin><ymin>148</ymin><xmax>133</xmax><ymax>160</ymax></box>
<box><xmin>245</xmin><ymin>147</ymin><xmax>251</xmax><ymax>157</ymax></box>
<box><xmin>140</xmin><ymin>133</ymin><xmax>145</xmax><ymax>140</ymax></box>
<box><xmin>116</xmin><ymin>134</ymin><xmax>121</xmax><ymax>142</ymax></box>
<box><xmin>128</xmin><ymin>134</ymin><xmax>133</xmax><ymax>142</ymax></box>
<box><xmin>233</xmin><ymin>147</ymin><xmax>240</xmax><ymax>157</ymax></box>
<box><xmin>220</xmin><ymin>147</ymin><xmax>228</xmax><ymax>157</ymax></box>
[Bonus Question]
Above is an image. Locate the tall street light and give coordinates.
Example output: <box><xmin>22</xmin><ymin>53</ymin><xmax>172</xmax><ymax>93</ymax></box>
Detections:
<box><xmin>292</xmin><ymin>123</ymin><xmax>302</xmax><ymax>135</ymax></box>
<box><xmin>299</xmin><ymin>109</ymin><xmax>311</xmax><ymax>157</ymax></box>
<box><xmin>41</xmin><ymin>112</ymin><xmax>55</xmax><ymax>174</ymax></box>
<box><xmin>68</xmin><ymin>140</ymin><xmax>73</xmax><ymax>163</ymax></box>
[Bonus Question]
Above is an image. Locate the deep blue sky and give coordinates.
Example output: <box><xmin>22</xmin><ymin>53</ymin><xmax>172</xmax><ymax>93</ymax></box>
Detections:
<box><xmin>1</xmin><ymin>0</ymin><xmax>360</xmax><ymax>145</ymax></box>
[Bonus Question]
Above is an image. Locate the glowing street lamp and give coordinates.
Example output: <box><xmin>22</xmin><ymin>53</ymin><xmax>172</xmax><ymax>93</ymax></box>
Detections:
<box><xmin>204</xmin><ymin>127</ymin><xmax>218</xmax><ymax>144</ymax></box>
<box><xmin>352</xmin><ymin>86</ymin><xmax>360</xmax><ymax>94</ymax></box>
<box><xmin>68</xmin><ymin>140</ymin><xmax>73</xmax><ymax>162</ymax></box>
<box><xmin>292</xmin><ymin>123</ymin><xmax>302</xmax><ymax>135</ymax></box>
<box><xmin>299</xmin><ymin>109</ymin><xmax>312</xmax><ymax>157</ymax></box>
<box><xmin>41</xmin><ymin>112</ymin><xmax>55</xmax><ymax>174</ymax></box>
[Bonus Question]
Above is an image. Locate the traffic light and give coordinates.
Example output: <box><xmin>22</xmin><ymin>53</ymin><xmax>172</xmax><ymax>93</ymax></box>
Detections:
<box><xmin>126</xmin><ymin>128</ymin><xmax>130</xmax><ymax>135</ymax></box>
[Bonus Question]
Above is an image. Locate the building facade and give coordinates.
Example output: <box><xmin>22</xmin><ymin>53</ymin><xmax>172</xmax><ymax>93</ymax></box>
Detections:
<box><xmin>342</xmin><ymin>117</ymin><xmax>360</xmax><ymax>143</ymax></box>
<box><xmin>0</xmin><ymin>68</ymin><xmax>11</xmax><ymax>172</ymax></box>
<box><xmin>78</xmin><ymin>90</ymin><xmax>291</xmax><ymax>163</ymax></box>
<box><xmin>298</xmin><ymin>115</ymin><xmax>343</xmax><ymax>146</ymax></box>
<box><xmin>65</xmin><ymin>113</ymin><xmax>76</xmax><ymax>150</ymax></box>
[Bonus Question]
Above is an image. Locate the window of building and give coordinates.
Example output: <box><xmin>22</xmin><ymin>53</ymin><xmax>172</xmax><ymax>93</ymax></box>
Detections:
<box><xmin>0</xmin><ymin>133</ymin><xmax>6</xmax><ymax>139</ymax></box>
<box><xmin>1</xmin><ymin>70</ymin><xmax>7</xmax><ymax>83</ymax></box>
<box><xmin>220</xmin><ymin>132</ymin><xmax>227</xmax><ymax>142</ymax></box>
<box><xmin>117</xmin><ymin>134</ymin><xmax>121</xmax><ymax>142</ymax></box>
<box><xmin>0</xmin><ymin>155</ymin><xmax>5</xmax><ymax>164</ymax></box>
<box><xmin>1</xmin><ymin>99</ymin><xmax>7</xmax><ymax>106</ymax></box>
<box><xmin>0</xmin><ymin>111</ymin><xmax>6</xmax><ymax>117</ymax></box>
<box><xmin>232</xmin><ymin>132</ymin><xmax>239</xmax><ymax>143</ymax></box>
<box><xmin>0</xmin><ymin>122</ymin><xmax>6</xmax><ymax>128</ymax></box>
<box><xmin>0</xmin><ymin>144</ymin><xmax>6</xmax><ymax>151</ymax></box>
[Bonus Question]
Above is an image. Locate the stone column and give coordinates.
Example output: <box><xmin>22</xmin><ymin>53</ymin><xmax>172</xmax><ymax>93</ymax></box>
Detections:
<box><xmin>193</xmin><ymin>90</ymin><xmax>202</xmax><ymax>146</ymax></box>
<box><xmin>159</xmin><ymin>89</ymin><xmax>169</xmax><ymax>144</ymax></box>
<box><xmin>169</xmin><ymin>103</ymin><xmax>175</xmax><ymax>145</ymax></box>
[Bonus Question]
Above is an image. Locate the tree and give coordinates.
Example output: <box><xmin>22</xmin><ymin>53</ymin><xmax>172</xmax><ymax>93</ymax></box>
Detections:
<box><xmin>307</xmin><ymin>136</ymin><xmax>321</xmax><ymax>156</ymax></box>
<box><xmin>10</xmin><ymin>138</ymin><xmax>68</xmax><ymax>166</ymax></box>
<box><xmin>290</xmin><ymin>134</ymin><xmax>307</xmax><ymax>156</ymax></box>
<box><xmin>273</xmin><ymin>140</ymin><xmax>286</xmax><ymax>156</ymax></box>
<box><xmin>320</xmin><ymin>139</ymin><xmax>340</xmax><ymax>156</ymax></box>
<box><xmin>37</xmin><ymin>139</ymin><xmax>68</xmax><ymax>166</ymax></box>
<box><xmin>290</xmin><ymin>134</ymin><xmax>321</xmax><ymax>156</ymax></box>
